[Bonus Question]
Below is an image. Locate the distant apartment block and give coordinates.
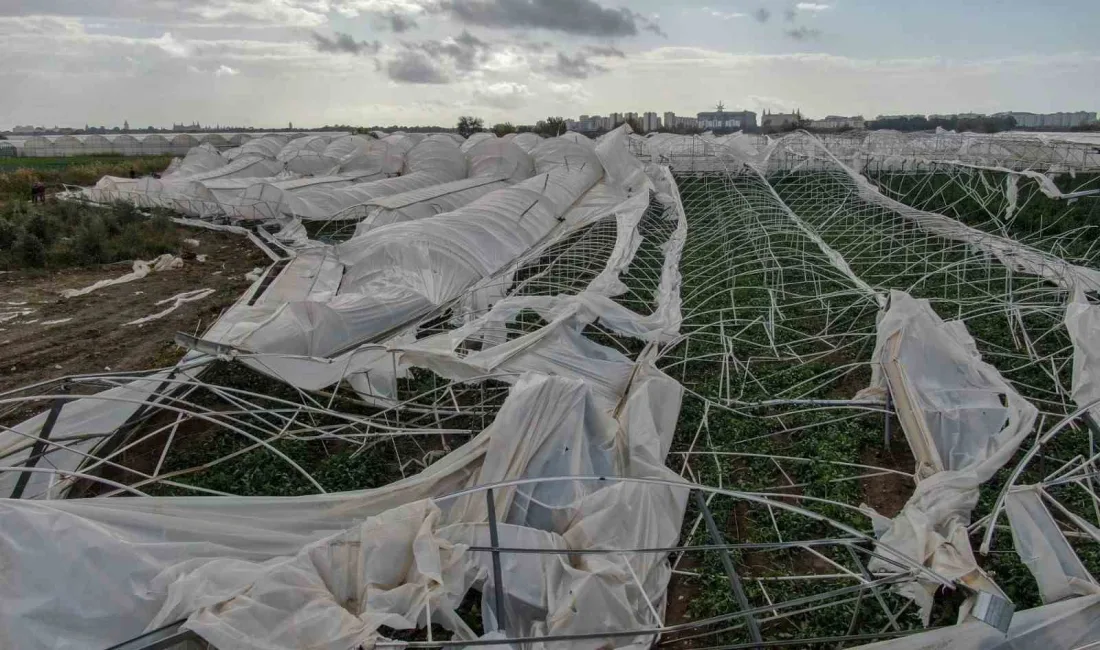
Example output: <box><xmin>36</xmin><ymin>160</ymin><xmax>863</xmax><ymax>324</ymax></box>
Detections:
<box><xmin>761</xmin><ymin>110</ymin><xmax>801</xmax><ymax>130</ymax></box>
<box><xmin>806</xmin><ymin>115</ymin><xmax>865</xmax><ymax>130</ymax></box>
<box><xmin>663</xmin><ymin>113</ymin><xmax>699</xmax><ymax>131</ymax></box>
<box><xmin>696</xmin><ymin>110</ymin><xmax>756</xmax><ymax>130</ymax></box>
<box><xmin>996</xmin><ymin>111</ymin><xmax>1098</xmax><ymax>129</ymax></box>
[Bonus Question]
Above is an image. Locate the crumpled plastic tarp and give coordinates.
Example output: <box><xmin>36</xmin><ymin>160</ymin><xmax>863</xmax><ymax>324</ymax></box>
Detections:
<box><xmin>59</xmin><ymin>253</ymin><xmax>183</xmax><ymax>298</ymax></box>
<box><xmin>0</xmin><ymin>365</ymin><xmax>688</xmax><ymax>650</ymax></box>
<box><xmin>861</xmin><ymin>290</ymin><xmax>1037</xmax><ymax>620</ymax></box>
<box><xmin>849</xmin><ymin>594</ymin><xmax>1100</xmax><ymax>650</ymax></box>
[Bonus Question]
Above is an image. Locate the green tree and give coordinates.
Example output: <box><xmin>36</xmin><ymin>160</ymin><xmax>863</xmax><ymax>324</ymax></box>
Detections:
<box><xmin>0</xmin><ymin>219</ymin><xmax>19</xmax><ymax>251</ymax></box>
<box><xmin>543</xmin><ymin>117</ymin><xmax>565</xmax><ymax>136</ymax></box>
<box><xmin>492</xmin><ymin>122</ymin><xmax>517</xmax><ymax>137</ymax></box>
<box><xmin>457</xmin><ymin>116</ymin><xmax>484</xmax><ymax>138</ymax></box>
<box><xmin>18</xmin><ymin>232</ymin><xmax>46</xmax><ymax>267</ymax></box>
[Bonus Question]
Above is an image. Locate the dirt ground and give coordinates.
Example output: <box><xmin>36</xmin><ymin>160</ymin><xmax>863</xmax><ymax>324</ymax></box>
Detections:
<box><xmin>0</xmin><ymin>227</ymin><xmax>268</xmax><ymax>394</ymax></box>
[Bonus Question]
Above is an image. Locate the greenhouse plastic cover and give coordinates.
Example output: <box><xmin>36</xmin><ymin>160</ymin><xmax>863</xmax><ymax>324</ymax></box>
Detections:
<box><xmin>1066</xmin><ymin>288</ymin><xmax>1100</xmax><ymax>421</ymax></box>
<box><xmin>0</xmin><ymin>363</ymin><xmax>688</xmax><ymax>650</ymax></box>
<box><xmin>861</xmin><ymin>290</ymin><xmax>1037</xmax><ymax>619</ymax></box>
<box><xmin>850</xmin><ymin>593</ymin><xmax>1100</xmax><ymax>649</ymax></box>
<box><xmin>996</xmin><ymin>289</ymin><xmax>1100</xmax><ymax>605</ymax></box>
<box><xmin>1003</xmin><ymin>486</ymin><xmax>1100</xmax><ymax>603</ymax></box>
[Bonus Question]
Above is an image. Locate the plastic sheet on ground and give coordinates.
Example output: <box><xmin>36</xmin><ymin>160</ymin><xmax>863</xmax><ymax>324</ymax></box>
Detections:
<box><xmin>59</xmin><ymin>254</ymin><xmax>183</xmax><ymax>298</ymax></box>
<box><xmin>849</xmin><ymin>594</ymin><xmax>1100</xmax><ymax>649</ymax></box>
<box><xmin>0</xmin><ymin>365</ymin><xmax>687</xmax><ymax>650</ymax></box>
<box><xmin>862</xmin><ymin>290</ymin><xmax>1037</xmax><ymax>620</ymax></box>
<box><xmin>1003</xmin><ymin>486</ymin><xmax>1100</xmax><ymax>603</ymax></box>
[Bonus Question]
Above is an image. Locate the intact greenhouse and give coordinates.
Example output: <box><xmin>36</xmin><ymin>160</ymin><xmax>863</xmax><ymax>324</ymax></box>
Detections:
<box><xmin>2</xmin><ymin>127</ymin><xmax>1100</xmax><ymax>650</ymax></box>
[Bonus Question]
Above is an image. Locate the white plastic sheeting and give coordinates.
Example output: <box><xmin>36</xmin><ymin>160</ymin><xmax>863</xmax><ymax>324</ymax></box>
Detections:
<box><xmin>351</xmin><ymin>176</ymin><xmax>512</xmax><ymax>235</ymax></box>
<box><xmin>59</xmin><ymin>254</ymin><xmax>183</xmax><ymax>298</ymax></box>
<box><xmin>1003</xmin><ymin>486</ymin><xmax>1100</xmax><ymax>603</ymax></box>
<box><xmin>862</xmin><ymin>290</ymin><xmax>1037</xmax><ymax>619</ymax></box>
<box><xmin>228</xmin><ymin>136</ymin><xmax>605</xmax><ymax>357</ymax></box>
<box><xmin>1066</xmin><ymin>288</ymin><xmax>1100</xmax><ymax>421</ymax></box>
<box><xmin>286</xmin><ymin>138</ymin><xmax>468</xmax><ymax>221</ymax></box>
<box><xmin>0</xmin><ymin>364</ymin><xmax>688</xmax><ymax>650</ymax></box>
<box><xmin>850</xmin><ymin>594</ymin><xmax>1100</xmax><ymax>650</ymax></box>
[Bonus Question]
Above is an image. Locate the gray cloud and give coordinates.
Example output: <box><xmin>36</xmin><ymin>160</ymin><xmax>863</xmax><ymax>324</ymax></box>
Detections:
<box><xmin>312</xmin><ymin>31</ymin><xmax>381</xmax><ymax>55</ymax></box>
<box><xmin>546</xmin><ymin>51</ymin><xmax>606</xmax><ymax>78</ymax></box>
<box><xmin>584</xmin><ymin>44</ymin><xmax>625</xmax><ymax>58</ymax></box>
<box><xmin>411</xmin><ymin>30</ymin><xmax>490</xmax><ymax>71</ymax></box>
<box><xmin>753</xmin><ymin>7</ymin><xmax>771</xmax><ymax>22</ymax></box>
<box><xmin>784</xmin><ymin>8</ymin><xmax>797</xmax><ymax>21</ymax></box>
<box><xmin>383</xmin><ymin>11</ymin><xmax>419</xmax><ymax>32</ymax></box>
<box><xmin>386</xmin><ymin>49</ymin><xmax>449</xmax><ymax>83</ymax></box>
<box><xmin>785</xmin><ymin>26</ymin><xmax>822</xmax><ymax>40</ymax></box>
<box><xmin>442</xmin><ymin>0</ymin><xmax>639</xmax><ymax>37</ymax></box>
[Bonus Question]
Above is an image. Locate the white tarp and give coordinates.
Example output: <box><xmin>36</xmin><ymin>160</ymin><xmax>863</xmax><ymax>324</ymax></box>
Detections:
<box><xmin>862</xmin><ymin>290</ymin><xmax>1037</xmax><ymax>619</ymax></box>
<box><xmin>1004</xmin><ymin>486</ymin><xmax>1100</xmax><ymax>603</ymax></box>
<box><xmin>851</xmin><ymin>594</ymin><xmax>1100</xmax><ymax>650</ymax></box>
<box><xmin>0</xmin><ymin>365</ymin><xmax>687</xmax><ymax>650</ymax></box>
<box><xmin>1066</xmin><ymin>288</ymin><xmax>1100</xmax><ymax>421</ymax></box>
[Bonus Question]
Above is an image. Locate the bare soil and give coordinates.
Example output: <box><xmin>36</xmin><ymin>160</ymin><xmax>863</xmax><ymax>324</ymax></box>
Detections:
<box><xmin>0</xmin><ymin>227</ymin><xmax>267</xmax><ymax>394</ymax></box>
<box><xmin>860</xmin><ymin>428</ymin><xmax>916</xmax><ymax>518</ymax></box>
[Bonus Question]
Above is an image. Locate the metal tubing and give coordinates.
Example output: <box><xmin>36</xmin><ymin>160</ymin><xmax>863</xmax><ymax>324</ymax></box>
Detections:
<box><xmin>10</xmin><ymin>397</ymin><xmax>66</xmax><ymax>499</ymax></box>
<box><xmin>485</xmin><ymin>487</ymin><xmax>507</xmax><ymax>632</ymax></box>
<box><xmin>694</xmin><ymin>490</ymin><xmax>763</xmax><ymax>648</ymax></box>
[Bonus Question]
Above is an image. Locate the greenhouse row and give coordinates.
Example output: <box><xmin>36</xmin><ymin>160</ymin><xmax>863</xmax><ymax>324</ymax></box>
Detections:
<box><xmin>2</xmin><ymin>126</ymin><xmax>1100</xmax><ymax>649</ymax></box>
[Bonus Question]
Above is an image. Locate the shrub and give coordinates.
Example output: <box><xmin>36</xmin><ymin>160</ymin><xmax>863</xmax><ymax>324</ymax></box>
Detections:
<box><xmin>18</xmin><ymin>232</ymin><xmax>47</xmax><ymax>267</ymax></box>
<box><xmin>0</xmin><ymin>218</ymin><xmax>19</xmax><ymax>251</ymax></box>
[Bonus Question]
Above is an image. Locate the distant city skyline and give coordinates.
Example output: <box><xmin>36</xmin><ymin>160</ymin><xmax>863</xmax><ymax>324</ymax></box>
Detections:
<box><xmin>6</xmin><ymin>107</ymin><xmax>1097</xmax><ymax>136</ymax></box>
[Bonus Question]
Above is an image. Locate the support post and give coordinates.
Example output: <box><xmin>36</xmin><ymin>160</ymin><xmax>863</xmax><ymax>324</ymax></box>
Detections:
<box><xmin>485</xmin><ymin>487</ymin><xmax>507</xmax><ymax>632</ymax></box>
<box><xmin>693</xmin><ymin>490</ymin><xmax>763</xmax><ymax>648</ymax></box>
<box><xmin>11</xmin><ymin>397</ymin><xmax>66</xmax><ymax>499</ymax></box>
<box><xmin>884</xmin><ymin>389</ymin><xmax>893</xmax><ymax>449</ymax></box>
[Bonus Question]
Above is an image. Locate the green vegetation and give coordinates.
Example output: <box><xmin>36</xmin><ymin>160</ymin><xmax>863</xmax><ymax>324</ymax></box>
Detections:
<box><xmin>0</xmin><ymin>155</ymin><xmax>172</xmax><ymax>201</ymax></box>
<box><xmin>868</xmin><ymin>114</ymin><xmax>1018</xmax><ymax>133</ymax></box>
<box><xmin>457</xmin><ymin>115</ymin><xmax>485</xmax><ymax>138</ymax></box>
<box><xmin>0</xmin><ymin>199</ymin><xmax>180</xmax><ymax>270</ymax></box>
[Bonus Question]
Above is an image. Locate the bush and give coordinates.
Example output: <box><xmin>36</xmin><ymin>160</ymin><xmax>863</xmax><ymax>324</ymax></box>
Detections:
<box><xmin>0</xmin><ymin>218</ymin><xmax>19</xmax><ymax>251</ymax></box>
<box><xmin>18</xmin><ymin>233</ymin><xmax>46</xmax><ymax>267</ymax></box>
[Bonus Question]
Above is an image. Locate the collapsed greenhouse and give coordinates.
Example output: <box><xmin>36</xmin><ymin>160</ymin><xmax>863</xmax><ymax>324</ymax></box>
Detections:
<box><xmin>3</xmin><ymin>126</ymin><xmax>1100</xmax><ymax>649</ymax></box>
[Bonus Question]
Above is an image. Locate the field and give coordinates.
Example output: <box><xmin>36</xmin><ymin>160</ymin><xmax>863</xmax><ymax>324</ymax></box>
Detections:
<box><xmin>0</xmin><ymin>156</ymin><xmax>268</xmax><ymax>409</ymax></box>
<box><xmin>0</xmin><ymin>155</ymin><xmax>173</xmax><ymax>204</ymax></box>
<box><xmin>3</xmin><ymin>130</ymin><xmax>1100</xmax><ymax>649</ymax></box>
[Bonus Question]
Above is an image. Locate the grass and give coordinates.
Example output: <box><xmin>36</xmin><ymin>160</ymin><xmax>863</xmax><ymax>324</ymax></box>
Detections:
<box><xmin>0</xmin><ymin>155</ymin><xmax>173</xmax><ymax>202</ymax></box>
<box><xmin>0</xmin><ymin>154</ymin><xmax>177</xmax><ymax>270</ymax></box>
<box><xmin>0</xmin><ymin>199</ymin><xmax>181</xmax><ymax>270</ymax></box>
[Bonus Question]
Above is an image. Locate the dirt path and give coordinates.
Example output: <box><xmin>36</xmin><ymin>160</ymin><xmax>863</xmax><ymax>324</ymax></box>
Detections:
<box><xmin>0</xmin><ymin>228</ymin><xmax>268</xmax><ymax>394</ymax></box>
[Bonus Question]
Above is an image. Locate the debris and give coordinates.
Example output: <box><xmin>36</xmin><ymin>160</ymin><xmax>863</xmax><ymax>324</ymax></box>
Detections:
<box><xmin>244</xmin><ymin>267</ymin><xmax>264</xmax><ymax>282</ymax></box>
<box><xmin>41</xmin><ymin>318</ymin><xmax>73</xmax><ymax>326</ymax></box>
<box><xmin>61</xmin><ymin>254</ymin><xmax>184</xmax><ymax>298</ymax></box>
<box><xmin>125</xmin><ymin>289</ymin><xmax>215</xmax><ymax>326</ymax></box>
<box><xmin>183</xmin><ymin>238</ymin><xmax>201</xmax><ymax>248</ymax></box>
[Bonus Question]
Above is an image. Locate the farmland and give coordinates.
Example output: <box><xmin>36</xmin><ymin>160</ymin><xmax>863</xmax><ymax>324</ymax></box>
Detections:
<box><xmin>3</xmin><ymin>129</ymin><xmax>1100</xmax><ymax>649</ymax></box>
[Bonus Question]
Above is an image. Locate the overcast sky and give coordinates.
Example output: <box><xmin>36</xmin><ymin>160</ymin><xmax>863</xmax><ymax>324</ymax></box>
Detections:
<box><xmin>2</xmin><ymin>0</ymin><xmax>1098</xmax><ymax>129</ymax></box>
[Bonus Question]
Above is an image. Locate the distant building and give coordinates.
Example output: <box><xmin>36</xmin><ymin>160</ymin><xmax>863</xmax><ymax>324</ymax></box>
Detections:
<box><xmin>643</xmin><ymin>112</ymin><xmax>661</xmax><ymax>132</ymax></box>
<box><xmin>123</xmin><ymin>120</ymin><xmax>130</xmax><ymax>131</ymax></box>
<box><xmin>761</xmin><ymin>110</ymin><xmax>801</xmax><ymax>130</ymax></box>
<box><xmin>874</xmin><ymin>114</ymin><xmax>924</xmax><ymax>121</ymax></box>
<box><xmin>996</xmin><ymin>111</ymin><xmax>1097</xmax><ymax>129</ymax></box>
<box><xmin>806</xmin><ymin>115</ymin><xmax>865</xmax><ymax>130</ymax></box>
<box><xmin>696</xmin><ymin>109</ymin><xmax>756</xmax><ymax>130</ymax></box>
<box><xmin>663</xmin><ymin>113</ymin><xmax>699</xmax><ymax>131</ymax></box>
